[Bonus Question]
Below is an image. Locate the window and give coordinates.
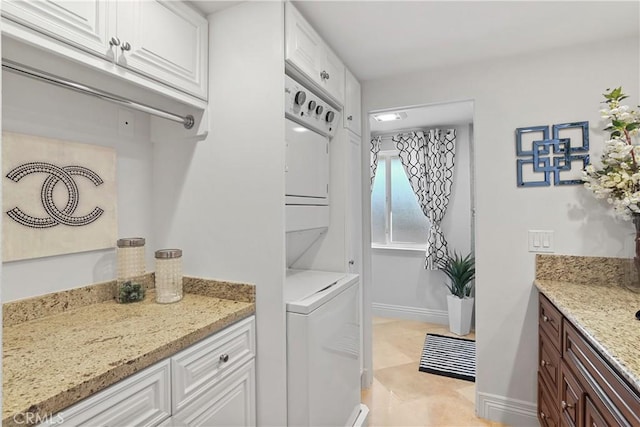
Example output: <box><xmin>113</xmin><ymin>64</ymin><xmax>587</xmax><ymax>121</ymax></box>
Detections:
<box><xmin>371</xmin><ymin>151</ymin><xmax>430</xmax><ymax>249</ymax></box>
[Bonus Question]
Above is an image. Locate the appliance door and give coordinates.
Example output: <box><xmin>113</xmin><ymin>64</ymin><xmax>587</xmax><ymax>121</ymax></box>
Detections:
<box><xmin>285</xmin><ymin>118</ymin><xmax>329</xmax><ymax>203</ymax></box>
<box><xmin>287</xmin><ymin>280</ymin><xmax>361</xmax><ymax>427</ymax></box>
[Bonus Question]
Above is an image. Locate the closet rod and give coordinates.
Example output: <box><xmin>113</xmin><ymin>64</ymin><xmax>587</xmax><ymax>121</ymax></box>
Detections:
<box><xmin>2</xmin><ymin>59</ymin><xmax>195</xmax><ymax>129</ymax></box>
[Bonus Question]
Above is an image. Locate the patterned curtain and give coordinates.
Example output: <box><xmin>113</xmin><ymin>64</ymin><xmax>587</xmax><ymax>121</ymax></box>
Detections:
<box><xmin>393</xmin><ymin>129</ymin><xmax>457</xmax><ymax>269</ymax></box>
<box><xmin>370</xmin><ymin>136</ymin><xmax>382</xmax><ymax>191</ymax></box>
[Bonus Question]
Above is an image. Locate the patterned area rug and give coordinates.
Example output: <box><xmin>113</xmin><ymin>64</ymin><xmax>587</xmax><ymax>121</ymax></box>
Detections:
<box><xmin>418</xmin><ymin>333</ymin><xmax>476</xmax><ymax>382</ymax></box>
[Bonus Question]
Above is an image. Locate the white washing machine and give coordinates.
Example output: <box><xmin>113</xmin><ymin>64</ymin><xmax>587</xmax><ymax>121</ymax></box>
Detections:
<box><xmin>285</xmin><ymin>269</ymin><xmax>369</xmax><ymax>427</ymax></box>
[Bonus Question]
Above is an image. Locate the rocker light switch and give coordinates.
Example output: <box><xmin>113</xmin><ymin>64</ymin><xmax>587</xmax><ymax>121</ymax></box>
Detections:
<box><xmin>528</xmin><ymin>230</ymin><xmax>555</xmax><ymax>253</ymax></box>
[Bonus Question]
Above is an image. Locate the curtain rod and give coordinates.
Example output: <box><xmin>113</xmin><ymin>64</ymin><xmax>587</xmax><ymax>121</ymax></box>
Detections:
<box><xmin>2</xmin><ymin>59</ymin><xmax>195</xmax><ymax>129</ymax></box>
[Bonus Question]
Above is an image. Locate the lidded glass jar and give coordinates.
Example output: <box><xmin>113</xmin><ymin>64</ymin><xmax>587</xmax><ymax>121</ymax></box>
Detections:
<box><xmin>155</xmin><ymin>249</ymin><xmax>183</xmax><ymax>303</ymax></box>
<box><xmin>116</xmin><ymin>238</ymin><xmax>146</xmax><ymax>303</ymax></box>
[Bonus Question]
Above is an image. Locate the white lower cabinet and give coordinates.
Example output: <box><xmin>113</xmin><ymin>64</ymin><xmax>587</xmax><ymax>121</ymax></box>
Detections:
<box><xmin>41</xmin><ymin>316</ymin><xmax>255</xmax><ymax>427</ymax></box>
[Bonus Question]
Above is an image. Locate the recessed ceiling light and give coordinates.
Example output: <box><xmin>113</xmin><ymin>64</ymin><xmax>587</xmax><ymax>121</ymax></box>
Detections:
<box><xmin>373</xmin><ymin>112</ymin><xmax>407</xmax><ymax>122</ymax></box>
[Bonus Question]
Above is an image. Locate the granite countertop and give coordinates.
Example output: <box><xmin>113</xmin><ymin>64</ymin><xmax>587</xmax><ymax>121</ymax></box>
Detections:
<box><xmin>534</xmin><ymin>254</ymin><xmax>640</xmax><ymax>395</ymax></box>
<box><xmin>2</xmin><ymin>276</ymin><xmax>255</xmax><ymax>427</ymax></box>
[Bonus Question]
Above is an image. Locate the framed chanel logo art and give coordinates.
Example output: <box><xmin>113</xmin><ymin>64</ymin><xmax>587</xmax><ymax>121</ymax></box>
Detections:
<box><xmin>2</xmin><ymin>132</ymin><xmax>117</xmax><ymax>261</ymax></box>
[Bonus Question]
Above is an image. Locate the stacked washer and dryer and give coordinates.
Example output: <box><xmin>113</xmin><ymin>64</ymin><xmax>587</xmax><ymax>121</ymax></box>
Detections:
<box><xmin>284</xmin><ymin>74</ymin><xmax>369</xmax><ymax>427</ymax></box>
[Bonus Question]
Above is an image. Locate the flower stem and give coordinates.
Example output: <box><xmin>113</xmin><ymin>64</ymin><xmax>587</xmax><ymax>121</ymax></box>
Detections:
<box><xmin>625</xmin><ymin>128</ymin><xmax>638</xmax><ymax>169</ymax></box>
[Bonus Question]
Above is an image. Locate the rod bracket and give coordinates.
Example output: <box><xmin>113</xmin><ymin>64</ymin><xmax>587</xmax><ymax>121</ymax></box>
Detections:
<box><xmin>183</xmin><ymin>115</ymin><xmax>195</xmax><ymax>129</ymax></box>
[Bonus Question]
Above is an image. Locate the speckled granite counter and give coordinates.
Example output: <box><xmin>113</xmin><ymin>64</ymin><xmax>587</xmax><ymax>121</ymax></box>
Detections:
<box><xmin>534</xmin><ymin>254</ymin><xmax>640</xmax><ymax>395</ymax></box>
<box><xmin>2</xmin><ymin>276</ymin><xmax>255</xmax><ymax>427</ymax></box>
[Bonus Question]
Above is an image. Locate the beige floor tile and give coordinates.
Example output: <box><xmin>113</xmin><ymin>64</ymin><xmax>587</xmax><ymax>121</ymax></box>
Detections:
<box><xmin>364</xmin><ymin>317</ymin><xmax>500</xmax><ymax>427</ymax></box>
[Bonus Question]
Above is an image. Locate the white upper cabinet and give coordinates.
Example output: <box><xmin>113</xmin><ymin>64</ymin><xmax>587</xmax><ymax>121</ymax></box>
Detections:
<box><xmin>115</xmin><ymin>1</ymin><xmax>208</xmax><ymax>99</ymax></box>
<box><xmin>285</xmin><ymin>2</ymin><xmax>345</xmax><ymax>105</ymax></box>
<box><xmin>344</xmin><ymin>68</ymin><xmax>362</xmax><ymax>135</ymax></box>
<box><xmin>1</xmin><ymin>1</ymin><xmax>117</xmax><ymax>58</ymax></box>
<box><xmin>1</xmin><ymin>0</ymin><xmax>208</xmax><ymax>101</ymax></box>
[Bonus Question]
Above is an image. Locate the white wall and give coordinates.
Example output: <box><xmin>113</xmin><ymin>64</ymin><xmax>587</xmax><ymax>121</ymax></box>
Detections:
<box><xmin>1</xmin><ymin>71</ymin><xmax>154</xmax><ymax>302</ymax></box>
<box><xmin>362</xmin><ymin>36</ymin><xmax>639</xmax><ymax>425</ymax></box>
<box><xmin>371</xmin><ymin>124</ymin><xmax>472</xmax><ymax>323</ymax></box>
<box><xmin>152</xmin><ymin>3</ymin><xmax>287</xmax><ymax>425</ymax></box>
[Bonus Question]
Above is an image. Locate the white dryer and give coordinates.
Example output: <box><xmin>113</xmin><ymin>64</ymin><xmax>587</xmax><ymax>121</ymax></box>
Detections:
<box><xmin>285</xmin><ymin>269</ymin><xmax>368</xmax><ymax>427</ymax></box>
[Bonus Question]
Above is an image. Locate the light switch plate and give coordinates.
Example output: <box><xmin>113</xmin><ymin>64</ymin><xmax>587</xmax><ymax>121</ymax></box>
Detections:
<box><xmin>528</xmin><ymin>230</ymin><xmax>555</xmax><ymax>253</ymax></box>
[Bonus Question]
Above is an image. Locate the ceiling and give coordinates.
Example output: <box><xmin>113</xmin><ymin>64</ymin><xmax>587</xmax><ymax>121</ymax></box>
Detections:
<box><xmin>190</xmin><ymin>1</ymin><xmax>639</xmax><ymax>82</ymax></box>
<box><xmin>370</xmin><ymin>101</ymin><xmax>473</xmax><ymax>134</ymax></box>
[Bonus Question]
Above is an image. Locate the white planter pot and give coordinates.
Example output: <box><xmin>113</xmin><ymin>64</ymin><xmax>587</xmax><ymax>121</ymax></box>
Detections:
<box><xmin>446</xmin><ymin>295</ymin><xmax>475</xmax><ymax>336</ymax></box>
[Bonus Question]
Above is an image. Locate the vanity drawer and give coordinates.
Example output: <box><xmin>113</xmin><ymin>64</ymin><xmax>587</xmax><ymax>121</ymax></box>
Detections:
<box><xmin>171</xmin><ymin>316</ymin><xmax>255</xmax><ymax>413</ymax></box>
<box><xmin>538</xmin><ymin>373</ymin><xmax>560</xmax><ymax>427</ymax></box>
<box><xmin>563</xmin><ymin>319</ymin><xmax>640</xmax><ymax>426</ymax></box>
<box><xmin>539</xmin><ymin>294</ymin><xmax>563</xmax><ymax>351</ymax></box>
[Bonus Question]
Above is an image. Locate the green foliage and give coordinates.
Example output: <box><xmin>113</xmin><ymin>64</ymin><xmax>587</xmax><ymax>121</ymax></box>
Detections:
<box><xmin>438</xmin><ymin>252</ymin><xmax>475</xmax><ymax>299</ymax></box>
<box><xmin>118</xmin><ymin>281</ymin><xmax>145</xmax><ymax>303</ymax></box>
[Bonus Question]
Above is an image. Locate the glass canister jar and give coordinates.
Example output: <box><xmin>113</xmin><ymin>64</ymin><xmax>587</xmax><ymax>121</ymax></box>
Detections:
<box><xmin>116</xmin><ymin>238</ymin><xmax>146</xmax><ymax>303</ymax></box>
<box><xmin>155</xmin><ymin>249</ymin><xmax>183</xmax><ymax>303</ymax></box>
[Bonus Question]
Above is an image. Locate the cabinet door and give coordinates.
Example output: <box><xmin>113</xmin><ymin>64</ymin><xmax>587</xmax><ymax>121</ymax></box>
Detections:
<box><xmin>41</xmin><ymin>360</ymin><xmax>171</xmax><ymax>426</ymax></box>
<box><xmin>559</xmin><ymin>362</ymin><xmax>583</xmax><ymax>427</ymax></box>
<box><xmin>1</xmin><ymin>0</ymin><xmax>116</xmax><ymax>59</ymax></box>
<box><xmin>320</xmin><ymin>45</ymin><xmax>345</xmax><ymax>104</ymax></box>
<box><xmin>347</xmin><ymin>131</ymin><xmax>362</xmax><ymax>275</ymax></box>
<box><xmin>115</xmin><ymin>0</ymin><xmax>208</xmax><ymax>99</ymax></box>
<box><xmin>344</xmin><ymin>69</ymin><xmax>362</xmax><ymax>135</ymax></box>
<box><xmin>584</xmin><ymin>396</ymin><xmax>618</xmax><ymax>427</ymax></box>
<box><xmin>171</xmin><ymin>360</ymin><xmax>256</xmax><ymax>427</ymax></box>
<box><xmin>285</xmin><ymin>2</ymin><xmax>323</xmax><ymax>87</ymax></box>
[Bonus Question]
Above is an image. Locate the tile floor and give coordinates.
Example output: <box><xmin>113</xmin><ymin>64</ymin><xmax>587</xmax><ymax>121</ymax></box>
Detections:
<box><xmin>362</xmin><ymin>317</ymin><xmax>503</xmax><ymax>427</ymax></box>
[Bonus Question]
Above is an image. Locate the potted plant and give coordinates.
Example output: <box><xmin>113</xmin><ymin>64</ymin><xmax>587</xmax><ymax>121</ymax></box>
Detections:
<box><xmin>439</xmin><ymin>251</ymin><xmax>476</xmax><ymax>336</ymax></box>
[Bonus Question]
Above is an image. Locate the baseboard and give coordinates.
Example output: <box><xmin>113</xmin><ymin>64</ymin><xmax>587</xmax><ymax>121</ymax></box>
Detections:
<box><xmin>372</xmin><ymin>303</ymin><xmax>448</xmax><ymax>325</ymax></box>
<box><xmin>476</xmin><ymin>392</ymin><xmax>538</xmax><ymax>426</ymax></box>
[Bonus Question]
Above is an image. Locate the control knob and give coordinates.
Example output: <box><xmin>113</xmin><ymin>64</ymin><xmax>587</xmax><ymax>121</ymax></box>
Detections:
<box><xmin>308</xmin><ymin>100</ymin><xmax>316</xmax><ymax>111</ymax></box>
<box><xmin>325</xmin><ymin>111</ymin><xmax>335</xmax><ymax>123</ymax></box>
<box><xmin>315</xmin><ymin>105</ymin><xmax>324</xmax><ymax>115</ymax></box>
<box><xmin>294</xmin><ymin>91</ymin><xmax>306</xmax><ymax>106</ymax></box>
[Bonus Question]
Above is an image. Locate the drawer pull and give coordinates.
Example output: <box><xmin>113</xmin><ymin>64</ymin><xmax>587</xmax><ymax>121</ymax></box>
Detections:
<box><xmin>219</xmin><ymin>353</ymin><xmax>230</xmax><ymax>363</ymax></box>
<box><xmin>561</xmin><ymin>400</ymin><xmax>573</xmax><ymax>410</ymax></box>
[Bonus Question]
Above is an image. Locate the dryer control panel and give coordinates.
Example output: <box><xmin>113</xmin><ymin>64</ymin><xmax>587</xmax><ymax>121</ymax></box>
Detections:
<box><xmin>285</xmin><ymin>74</ymin><xmax>340</xmax><ymax>138</ymax></box>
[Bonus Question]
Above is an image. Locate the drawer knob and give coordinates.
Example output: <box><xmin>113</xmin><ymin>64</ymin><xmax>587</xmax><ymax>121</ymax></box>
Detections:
<box><xmin>540</xmin><ymin>411</ymin><xmax>546</xmax><ymax>420</ymax></box>
<box><xmin>320</xmin><ymin>70</ymin><xmax>330</xmax><ymax>80</ymax></box>
<box><xmin>219</xmin><ymin>353</ymin><xmax>230</xmax><ymax>363</ymax></box>
<box><xmin>121</xmin><ymin>41</ymin><xmax>131</xmax><ymax>52</ymax></box>
<box><xmin>540</xmin><ymin>360</ymin><xmax>547</xmax><ymax>367</ymax></box>
<box><xmin>561</xmin><ymin>400</ymin><xmax>573</xmax><ymax>410</ymax></box>
<box><xmin>109</xmin><ymin>36</ymin><xmax>121</xmax><ymax>47</ymax></box>
<box><xmin>542</xmin><ymin>315</ymin><xmax>549</xmax><ymax>322</ymax></box>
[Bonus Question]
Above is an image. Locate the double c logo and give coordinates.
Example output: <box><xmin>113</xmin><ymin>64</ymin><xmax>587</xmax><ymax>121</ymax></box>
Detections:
<box><xmin>6</xmin><ymin>162</ymin><xmax>104</xmax><ymax>228</ymax></box>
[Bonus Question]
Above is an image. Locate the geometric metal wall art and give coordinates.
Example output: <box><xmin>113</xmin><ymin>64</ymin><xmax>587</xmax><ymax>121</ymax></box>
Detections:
<box><xmin>515</xmin><ymin>121</ymin><xmax>590</xmax><ymax>187</ymax></box>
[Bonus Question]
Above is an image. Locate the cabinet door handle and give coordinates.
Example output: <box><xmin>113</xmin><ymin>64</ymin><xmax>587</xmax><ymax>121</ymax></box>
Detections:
<box><xmin>542</xmin><ymin>315</ymin><xmax>549</xmax><ymax>322</ymax></box>
<box><xmin>561</xmin><ymin>400</ymin><xmax>573</xmax><ymax>410</ymax></box>
<box><xmin>349</xmin><ymin>260</ymin><xmax>355</xmax><ymax>265</ymax></box>
<box><xmin>540</xmin><ymin>359</ymin><xmax>548</xmax><ymax>367</ymax></box>
<box><xmin>219</xmin><ymin>353</ymin><xmax>230</xmax><ymax>363</ymax></box>
<box><xmin>320</xmin><ymin>70</ymin><xmax>330</xmax><ymax>80</ymax></box>
<box><xmin>109</xmin><ymin>36</ymin><xmax>121</xmax><ymax>47</ymax></box>
<box><xmin>347</xmin><ymin>115</ymin><xmax>353</xmax><ymax>121</ymax></box>
<box><xmin>540</xmin><ymin>411</ymin><xmax>546</xmax><ymax>420</ymax></box>
<box><xmin>121</xmin><ymin>41</ymin><xmax>131</xmax><ymax>52</ymax></box>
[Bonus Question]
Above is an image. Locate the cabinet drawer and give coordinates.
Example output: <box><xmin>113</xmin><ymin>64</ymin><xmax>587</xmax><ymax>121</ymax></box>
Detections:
<box><xmin>171</xmin><ymin>316</ymin><xmax>255</xmax><ymax>413</ymax></box>
<box><xmin>170</xmin><ymin>360</ymin><xmax>256</xmax><ymax>427</ymax></box>
<box><xmin>539</xmin><ymin>329</ymin><xmax>561</xmax><ymax>400</ymax></box>
<box><xmin>563</xmin><ymin>319</ymin><xmax>640</xmax><ymax>426</ymax></box>
<box><xmin>41</xmin><ymin>360</ymin><xmax>171</xmax><ymax>426</ymax></box>
<box><xmin>539</xmin><ymin>294</ymin><xmax>563</xmax><ymax>351</ymax></box>
<box><xmin>538</xmin><ymin>374</ymin><xmax>560</xmax><ymax>427</ymax></box>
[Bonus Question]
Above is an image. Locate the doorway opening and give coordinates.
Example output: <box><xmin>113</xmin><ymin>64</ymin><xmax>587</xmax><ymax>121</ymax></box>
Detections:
<box><xmin>363</xmin><ymin>100</ymin><xmax>479</xmax><ymax>424</ymax></box>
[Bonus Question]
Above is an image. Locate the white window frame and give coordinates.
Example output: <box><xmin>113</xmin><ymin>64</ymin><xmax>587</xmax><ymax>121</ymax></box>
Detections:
<box><xmin>371</xmin><ymin>150</ymin><xmax>428</xmax><ymax>252</ymax></box>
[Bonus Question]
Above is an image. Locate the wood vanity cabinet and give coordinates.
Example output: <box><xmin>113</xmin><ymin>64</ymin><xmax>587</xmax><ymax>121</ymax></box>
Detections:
<box><xmin>538</xmin><ymin>294</ymin><xmax>640</xmax><ymax>427</ymax></box>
